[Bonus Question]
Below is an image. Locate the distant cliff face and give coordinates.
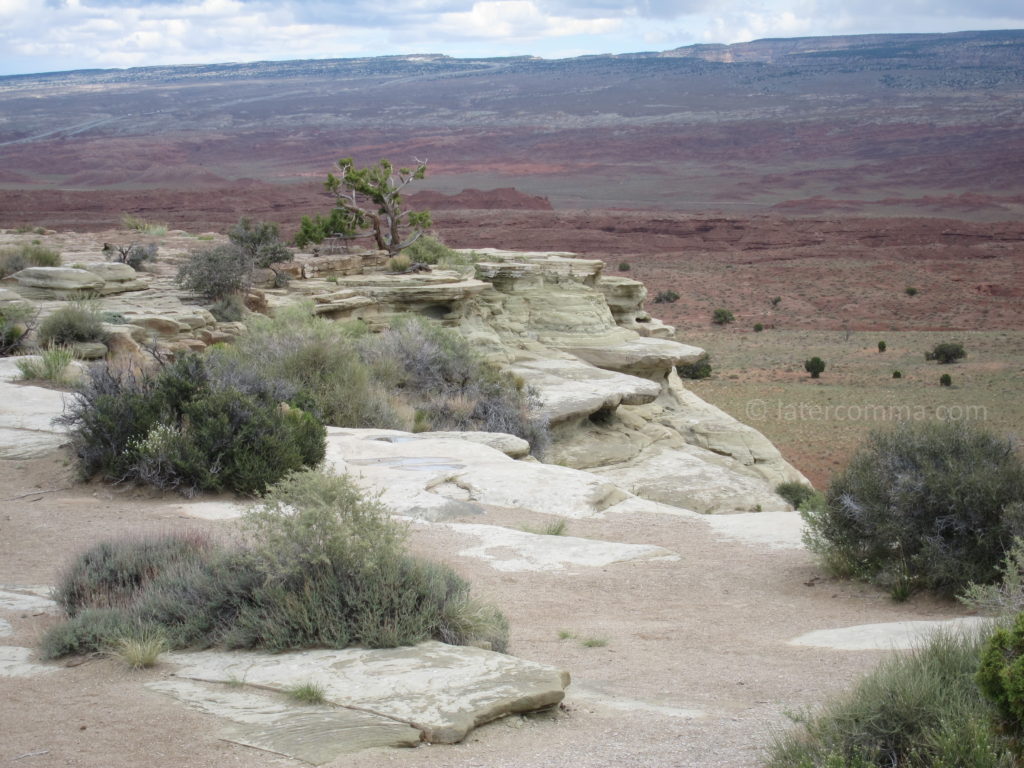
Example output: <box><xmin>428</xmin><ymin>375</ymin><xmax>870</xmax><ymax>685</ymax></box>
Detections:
<box><xmin>0</xmin><ymin>30</ymin><xmax>1022</xmax><ymax>222</ymax></box>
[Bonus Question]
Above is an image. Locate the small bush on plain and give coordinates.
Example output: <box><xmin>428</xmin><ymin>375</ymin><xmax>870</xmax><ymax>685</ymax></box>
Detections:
<box><xmin>654</xmin><ymin>290</ymin><xmax>680</xmax><ymax>304</ymax></box>
<box><xmin>802</xmin><ymin>421</ymin><xmax>1024</xmax><ymax>597</ymax></box>
<box><xmin>37</xmin><ymin>303</ymin><xmax>108</xmax><ymax>348</ymax></box>
<box><xmin>754</xmin><ymin>323</ymin><xmax>764</xmax><ymax>332</ymax></box>
<box><xmin>712</xmin><ymin>308</ymin><xmax>734</xmax><ymax>325</ymax></box>
<box><xmin>940</xmin><ymin>373</ymin><xmax>953</xmax><ymax>387</ymax></box>
<box><xmin>766</xmin><ymin>629</ymin><xmax>1015</xmax><ymax>768</ymax></box>
<box><xmin>0</xmin><ymin>242</ymin><xmax>60</xmax><ymax>277</ymax></box>
<box><xmin>618</xmin><ymin>261</ymin><xmax>631</xmax><ymax>271</ymax></box>
<box><xmin>878</xmin><ymin>341</ymin><xmax>886</xmax><ymax>353</ymax></box>
<box><xmin>927</xmin><ymin>342</ymin><xmax>966</xmax><ymax>364</ymax></box>
<box><xmin>893</xmin><ymin>370</ymin><xmax>902</xmax><ymax>379</ymax></box>
<box><xmin>42</xmin><ymin>472</ymin><xmax>509</xmax><ymax>657</ymax></box>
<box><xmin>804</xmin><ymin>357</ymin><xmax>826</xmax><ymax>378</ymax></box>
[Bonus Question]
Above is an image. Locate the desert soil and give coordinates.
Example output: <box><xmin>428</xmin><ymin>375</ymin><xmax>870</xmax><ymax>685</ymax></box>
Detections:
<box><xmin>1</xmin><ymin>444</ymin><xmax>979</xmax><ymax>768</ymax></box>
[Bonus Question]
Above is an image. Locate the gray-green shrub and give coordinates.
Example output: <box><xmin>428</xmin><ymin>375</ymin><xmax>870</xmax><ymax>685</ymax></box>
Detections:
<box><xmin>776</xmin><ymin>481</ymin><xmax>816</xmax><ymax>509</ymax></box>
<box><xmin>802</xmin><ymin>421</ymin><xmax>1024</xmax><ymax>597</ymax></box>
<box><xmin>42</xmin><ymin>472</ymin><xmax>508</xmax><ymax>657</ymax></box>
<box><xmin>37</xmin><ymin>303</ymin><xmax>108</xmax><ymax>348</ymax></box>
<box><xmin>766</xmin><ymin>629</ymin><xmax>1014</xmax><ymax>768</ymax></box>
<box><xmin>56</xmin><ymin>353</ymin><xmax>325</xmax><ymax>496</ymax></box>
<box><xmin>677</xmin><ymin>352</ymin><xmax>712</xmax><ymax>380</ymax></box>
<box><xmin>0</xmin><ymin>242</ymin><xmax>60</xmax><ymax>277</ymax></box>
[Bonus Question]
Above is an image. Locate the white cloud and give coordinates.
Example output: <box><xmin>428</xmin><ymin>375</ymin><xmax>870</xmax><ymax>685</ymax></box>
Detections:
<box><xmin>1</xmin><ymin>0</ymin><xmax>1023</xmax><ymax>74</ymax></box>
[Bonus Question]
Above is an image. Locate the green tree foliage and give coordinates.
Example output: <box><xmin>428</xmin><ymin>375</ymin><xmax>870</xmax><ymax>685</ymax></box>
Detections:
<box><xmin>322</xmin><ymin>158</ymin><xmax>432</xmax><ymax>256</ymax></box>
<box><xmin>978</xmin><ymin>611</ymin><xmax>1024</xmax><ymax>743</ymax></box>
<box><xmin>805</xmin><ymin>356</ymin><xmax>826</xmax><ymax>378</ymax></box>
<box><xmin>294</xmin><ymin>208</ymin><xmax>361</xmax><ymax>249</ymax></box>
<box><xmin>677</xmin><ymin>352</ymin><xmax>712</xmax><ymax>380</ymax></box>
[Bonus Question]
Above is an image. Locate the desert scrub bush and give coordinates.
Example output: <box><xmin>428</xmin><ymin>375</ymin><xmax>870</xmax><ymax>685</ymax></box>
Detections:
<box><xmin>103</xmin><ymin>242</ymin><xmax>157</xmax><ymax>270</ymax></box>
<box><xmin>0</xmin><ymin>242</ymin><xmax>60</xmax><ymax>277</ymax></box>
<box><xmin>712</xmin><ymin>308</ymin><xmax>735</xmax><ymax>325</ymax></box>
<box><xmin>927</xmin><ymin>342</ymin><xmax>966</xmax><ymax>364</ymax></box>
<box><xmin>360</xmin><ymin>315</ymin><xmax>549</xmax><ymax>456</ymax></box>
<box><xmin>776</xmin><ymin>481</ymin><xmax>817</xmax><ymax>509</ymax></box>
<box><xmin>766</xmin><ymin>629</ymin><xmax>1014</xmax><ymax>768</ymax></box>
<box><xmin>802</xmin><ymin>421</ymin><xmax>1024</xmax><ymax>597</ymax></box>
<box><xmin>37</xmin><ymin>302</ymin><xmax>108</xmax><ymax>348</ymax></box>
<box><xmin>754</xmin><ymin>323</ymin><xmax>764</xmax><ymax>332</ymax></box>
<box><xmin>56</xmin><ymin>353</ymin><xmax>325</xmax><ymax>496</ymax></box>
<box><xmin>42</xmin><ymin>472</ymin><xmax>509</xmax><ymax>657</ymax></box>
<box><xmin>0</xmin><ymin>302</ymin><xmax>36</xmax><ymax>356</ymax></box>
<box><xmin>804</xmin><ymin>356</ymin><xmax>826</xmax><ymax>378</ymax></box>
<box><xmin>893</xmin><ymin>370</ymin><xmax>903</xmax><ymax>379</ymax></box>
<box><xmin>905</xmin><ymin>286</ymin><xmax>919</xmax><ymax>296</ymax></box>
<box><xmin>386</xmin><ymin>253</ymin><xmax>412</xmax><ymax>272</ymax></box>
<box><xmin>653</xmin><ymin>290</ymin><xmax>680</xmax><ymax>304</ymax></box>
<box><xmin>403</xmin><ymin>234</ymin><xmax>458</xmax><ymax>265</ymax></box>
<box><xmin>177</xmin><ymin>217</ymin><xmax>291</xmax><ymax>300</ymax></box>
<box><xmin>121</xmin><ymin>213</ymin><xmax>167</xmax><ymax>236</ymax></box>
<box><xmin>15</xmin><ymin>346</ymin><xmax>75</xmax><ymax>385</ymax></box>
<box><xmin>940</xmin><ymin>373</ymin><xmax>953</xmax><ymax>387</ymax></box>
<box><xmin>878</xmin><ymin>340</ymin><xmax>886</xmax><ymax>353</ymax></box>
<box><xmin>961</xmin><ymin>539</ymin><xmax>1024</xmax><ymax>617</ymax></box>
<box><xmin>677</xmin><ymin>352</ymin><xmax>712</xmax><ymax>380</ymax></box>
<box><xmin>618</xmin><ymin>261</ymin><xmax>631</xmax><ymax>271</ymax></box>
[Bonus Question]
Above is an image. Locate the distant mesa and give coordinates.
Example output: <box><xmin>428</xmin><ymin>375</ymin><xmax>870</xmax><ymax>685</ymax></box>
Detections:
<box><xmin>407</xmin><ymin>188</ymin><xmax>552</xmax><ymax>211</ymax></box>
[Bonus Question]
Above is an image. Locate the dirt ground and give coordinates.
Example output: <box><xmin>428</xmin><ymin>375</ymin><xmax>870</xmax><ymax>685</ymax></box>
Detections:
<box><xmin>0</xmin><ymin>446</ymin><xmax>979</xmax><ymax>768</ymax></box>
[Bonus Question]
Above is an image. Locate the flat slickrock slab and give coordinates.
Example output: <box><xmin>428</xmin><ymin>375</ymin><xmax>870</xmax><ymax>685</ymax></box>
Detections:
<box><xmin>446</xmin><ymin>522</ymin><xmax>679</xmax><ymax>572</ymax></box>
<box><xmin>326</xmin><ymin>428</ymin><xmax>626</xmax><ymax>520</ymax></box>
<box><xmin>789</xmin><ymin>618</ymin><xmax>992</xmax><ymax>651</ymax></box>
<box><xmin>0</xmin><ymin>373</ymin><xmax>67</xmax><ymax>459</ymax></box>
<box><xmin>0</xmin><ymin>587</ymin><xmax>58</xmax><ymax>612</ymax></box>
<box><xmin>0</xmin><ymin>646</ymin><xmax>57</xmax><ymax>677</ymax></box>
<box><xmin>0</xmin><ymin>618</ymin><xmax>11</xmax><ymax>637</ymax></box>
<box><xmin>147</xmin><ymin>679</ymin><xmax>421</xmax><ymax>763</ymax></box>
<box><xmin>165</xmin><ymin>641</ymin><xmax>570</xmax><ymax>745</ymax></box>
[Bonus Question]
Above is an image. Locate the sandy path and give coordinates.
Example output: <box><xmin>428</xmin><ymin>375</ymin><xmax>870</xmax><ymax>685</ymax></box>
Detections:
<box><xmin>0</xmin><ymin>451</ymin><xmax>976</xmax><ymax>768</ymax></box>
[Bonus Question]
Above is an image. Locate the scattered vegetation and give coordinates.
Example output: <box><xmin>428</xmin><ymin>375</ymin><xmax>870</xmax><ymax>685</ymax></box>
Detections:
<box><xmin>940</xmin><ymin>373</ymin><xmax>953</xmax><ymax>387</ymax></box>
<box><xmin>712</xmin><ymin>308</ymin><xmax>735</xmax><ymax>325</ymax></box>
<box><xmin>103</xmin><ymin>242</ymin><xmax>158</xmax><ymax>270</ymax></box>
<box><xmin>927</xmin><ymin>342</ymin><xmax>967</xmax><ymax>364</ymax></box>
<box><xmin>905</xmin><ymin>286</ymin><xmax>919</xmax><ymax>296</ymax></box>
<box><xmin>618</xmin><ymin>261</ymin><xmax>631</xmax><ymax>271</ymax></box>
<box><xmin>42</xmin><ymin>472</ymin><xmax>509</xmax><ymax>658</ymax></box>
<box><xmin>37</xmin><ymin>302</ymin><xmax>108</xmax><ymax>348</ymax></box>
<box><xmin>754</xmin><ymin>323</ymin><xmax>764</xmax><ymax>332</ymax></box>
<box><xmin>766</xmin><ymin>629</ymin><xmax>1015</xmax><ymax>768</ymax></box>
<box><xmin>557</xmin><ymin>630</ymin><xmax>576</xmax><ymax>640</ymax></box>
<box><xmin>386</xmin><ymin>254</ymin><xmax>412</xmax><ymax>272</ymax></box>
<box><xmin>775</xmin><ymin>481</ymin><xmax>817</xmax><ymax>509</ymax></box>
<box><xmin>802</xmin><ymin>421</ymin><xmax>1024</xmax><ymax>598</ymax></box>
<box><xmin>56</xmin><ymin>352</ymin><xmax>325</xmax><ymax>496</ymax></box>
<box><xmin>804</xmin><ymin>357</ymin><xmax>826</xmax><ymax>378</ymax></box>
<box><xmin>892</xmin><ymin>370</ymin><xmax>902</xmax><ymax>379</ymax></box>
<box><xmin>878</xmin><ymin>341</ymin><xmax>886</xmax><ymax>353</ymax></box>
<box><xmin>677</xmin><ymin>352</ymin><xmax>713</xmax><ymax>380</ymax></box>
<box><xmin>581</xmin><ymin>636</ymin><xmax>608</xmax><ymax>648</ymax></box>
<box><xmin>177</xmin><ymin>217</ymin><xmax>291</xmax><ymax>300</ymax></box>
<box><xmin>960</xmin><ymin>539</ymin><xmax>1024</xmax><ymax>616</ymax></box>
<box><xmin>287</xmin><ymin>682</ymin><xmax>328</xmax><ymax>705</ymax></box>
<box><xmin>0</xmin><ymin>242</ymin><xmax>60</xmax><ymax>277</ymax></box>
<box><xmin>403</xmin><ymin>234</ymin><xmax>458</xmax><ymax>265</ymax></box>
<box><xmin>221</xmin><ymin>308</ymin><xmax>548</xmax><ymax>456</ymax></box>
<box><xmin>770</xmin><ymin>296</ymin><xmax>782</xmax><ymax>307</ymax></box>
<box><xmin>16</xmin><ymin>346</ymin><xmax>75</xmax><ymax>386</ymax></box>
<box><xmin>654</xmin><ymin>290</ymin><xmax>680</xmax><ymax>304</ymax></box>
<box><xmin>121</xmin><ymin>213</ymin><xmax>168</xmax><ymax>237</ymax></box>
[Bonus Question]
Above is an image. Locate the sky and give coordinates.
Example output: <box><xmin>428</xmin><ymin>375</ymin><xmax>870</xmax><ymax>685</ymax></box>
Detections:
<box><xmin>1</xmin><ymin>0</ymin><xmax>1022</xmax><ymax>76</ymax></box>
